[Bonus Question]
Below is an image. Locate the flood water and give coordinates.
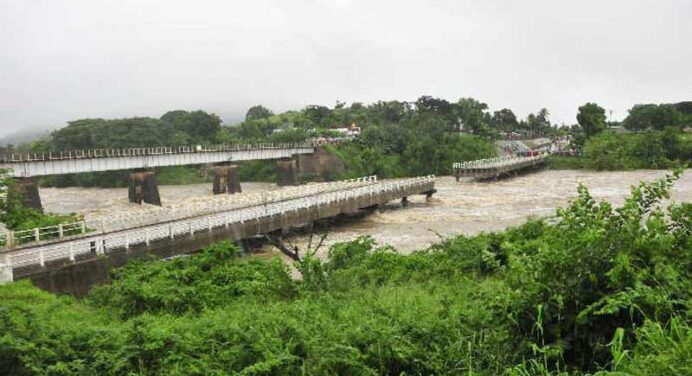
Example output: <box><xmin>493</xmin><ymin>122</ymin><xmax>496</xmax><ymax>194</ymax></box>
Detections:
<box><xmin>40</xmin><ymin>170</ymin><xmax>691</xmax><ymax>257</ymax></box>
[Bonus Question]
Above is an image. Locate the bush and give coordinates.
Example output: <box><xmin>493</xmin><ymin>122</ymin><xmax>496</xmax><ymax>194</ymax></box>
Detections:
<box><xmin>582</xmin><ymin>132</ymin><xmax>690</xmax><ymax>170</ymax></box>
<box><xmin>0</xmin><ymin>173</ymin><xmax>689</xmax><ymax>374</ymax></box>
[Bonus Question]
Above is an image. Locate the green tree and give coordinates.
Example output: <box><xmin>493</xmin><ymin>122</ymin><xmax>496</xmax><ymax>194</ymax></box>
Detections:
<box><xmin>245</xmin><ymin>105</ymin><xmax>274</xmax><ymax>121</ymax></box>
<box><xmin>577</xmin><ymin>102</ymin><xmax>607</xmax><ymax>138</ymax></box>
<box><xmin>160</xmin><ymin>110</ymin><xmax>221</xmax><ymax>144</ymax></box>
<box><xmin>301</xmin><ymin>105</ymin><xmax>333</xmax><ymax>128</ymax></box>
<box><xmin>455</xmin><ymin>98</ymin><xmax>490</xmax><ymax>135</ymax></box>
<box><xmin>491</xmin><ymin>108</ymin><xmax>518</xmax><ymax>131</ymax></box>
<box><xmin>623</xmin><ymin>103</ymin><xmax>684</xmax><ymax>131</ymax></box>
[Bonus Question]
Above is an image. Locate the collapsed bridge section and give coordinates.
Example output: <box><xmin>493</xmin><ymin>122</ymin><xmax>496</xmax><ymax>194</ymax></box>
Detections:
<box><xmin>0</xmin><ymin>176</ymin><xmax>436</xmax><ymax>294</ymax></box>
<box><xmin>453</xmin><ymin>155</ymin><xmax>547</xmax><ymax>181</ymax></box>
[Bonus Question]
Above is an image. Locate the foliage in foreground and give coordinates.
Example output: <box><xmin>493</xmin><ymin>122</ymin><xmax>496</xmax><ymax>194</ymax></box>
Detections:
<box><xmin>0</xmin><ymin>173</ymin><xmax>690</xmax><ymax>375</ymax></box>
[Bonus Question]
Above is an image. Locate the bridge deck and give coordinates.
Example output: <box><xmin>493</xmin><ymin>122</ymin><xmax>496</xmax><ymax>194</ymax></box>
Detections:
<box><xmin>0</xmin><ymin>143</ymin><xmax>315</xmax><ymax>177</ymax></box>
<box><xmin>1</xmin><ymin>176</ymin><xmax>435</xmax><ymax>276</ymax></box>
<box><xmin>1</xmin><ymin>177</ymin><xmax>380</xmax><ymax>247</ymax></box>
<box><xmin>453</xmin><ymin>155</ymin><xmax>546</xmax><ymax>180</ymax></box>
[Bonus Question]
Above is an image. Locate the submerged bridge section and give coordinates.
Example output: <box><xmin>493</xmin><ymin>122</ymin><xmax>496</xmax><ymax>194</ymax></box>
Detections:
<box><xmin>453</xmin><ymin>155</ymin><xmax>547</xmax><ymax>181</ymax></box>
<box><xmin>0</xmin><ymin>176</ymin><xmax>436</xmax><ymax>293</ymax></box>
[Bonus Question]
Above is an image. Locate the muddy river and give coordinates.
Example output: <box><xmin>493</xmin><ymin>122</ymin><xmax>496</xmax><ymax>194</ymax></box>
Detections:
<box><xmin>39</xmin><ymin>170</ymin><xmax>691</xmax><ymax>257</ymax></box>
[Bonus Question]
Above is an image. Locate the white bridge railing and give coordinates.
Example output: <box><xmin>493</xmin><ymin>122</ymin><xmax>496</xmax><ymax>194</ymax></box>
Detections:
<box><xmin>1</xmin><ymin>142</ymin><xmax>325</xmax><ymax>163</ymax></box>
<box><xmin>1</xmin><ymin>175</ymin><xmax>435</xmax><ymax>270</ymax></box>
<box><xmin>453</xmin><ymin>155</ymin><xmax>546</xmax><ymax>169</ymax></box>
<box><xmin>0</xmin><ymin>176</ymin><xmax>379</xmax><ymax>249</ymax></box>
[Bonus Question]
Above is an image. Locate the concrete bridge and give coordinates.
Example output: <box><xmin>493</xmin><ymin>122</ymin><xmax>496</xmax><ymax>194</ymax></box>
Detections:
<box><xmin>0</xmin><ymin>176</ymin><xmax>436</xmax><ymax>294</ymax></box>
<box><xmin>453</xmin><ymin>155</ymin><xmax>547</xmax><ymax>181</ymax></box>
<box><xmin>0</xmin><ymin>143</ymin><xmax>319</xmax><ymax>209</ymax></box>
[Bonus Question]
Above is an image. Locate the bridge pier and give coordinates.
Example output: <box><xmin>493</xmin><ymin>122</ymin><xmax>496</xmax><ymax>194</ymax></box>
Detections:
<box><xmin>0</xmin><ymin>263</ymin><xmax>12</xmax><ymax>285</ymax></box>
<box><xmin>276</xmin><ymin>158</ymin><xmax>300</xmax><ymax>186</ymax></box>
<box><xmin>212</xmin><ymin>164</ymin><xmax>242</xmax><ymax>194</ymax></box>
<box><xmin>128</xmin><ymin>171</ymin><xmax>161</xmax><ymax>206</ymax></box>
<box><xmin>424</xmin><ymin>189</ymin><xmax>437</xmax><ymax>199</ymax></box>
<box><xmin>8</xmin><ymin>177</ymin><xmax>43</xmax><ymax>212</ymax></box>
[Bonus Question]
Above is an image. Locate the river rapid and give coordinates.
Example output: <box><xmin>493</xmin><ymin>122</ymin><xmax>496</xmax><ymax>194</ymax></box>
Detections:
<box><xmin>40</xmin><ymin>170</ymin><xmax>691</xmax><ymax>258</ymax></box>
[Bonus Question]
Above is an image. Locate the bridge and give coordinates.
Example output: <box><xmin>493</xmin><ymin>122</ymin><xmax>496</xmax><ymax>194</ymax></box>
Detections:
<box><xmin>0</xmin><ymin>175</ymin><xmax>436</xmax><ymax>293</ymax></box>
<box><xmin>0</xmin><ymin>143</ymin><xmax>319</xmax><ymax>209</ymax></box>
<box><xmin>453</xmin><ymin>155</ymin><xmax>547</xmax><ymax>181</ymax></box>
<box><xmin>0</xmin><ymin>143</ymin><xmax>315</xmax><ymax>177</ymax></box>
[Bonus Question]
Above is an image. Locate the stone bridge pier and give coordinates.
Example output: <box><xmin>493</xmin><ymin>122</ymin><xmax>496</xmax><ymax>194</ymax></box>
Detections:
<box><xmin>276</xmin><ymin>158</ymin><xmax>300</xmax><ymax>186</ymax></box>
<box><xmin>212</xmin><ymin>164</ymin><xmax>242</xmax><ymax>194</ymax></box>
<box><xmin>8</xmin><ymin>177</ymin><xmax>43</xmax><ymax>212</ymax></box>
<box><xmin>128</xmin><ymin>171</ymin><xmax>161</xmax><ymax>206</ymax></box>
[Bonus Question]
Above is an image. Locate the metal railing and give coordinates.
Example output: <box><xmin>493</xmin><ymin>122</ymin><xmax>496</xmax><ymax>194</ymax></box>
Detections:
<box><xmin>453</xmin><ymin>155</ymin><xmax>546</xmax><ymax>169</ymax></box>
<box><xmin>1</xmin><ymin>222</ymin><xmax>86</xmax><ymax>247</ymax></box>
<box><xmin>0</xmin><ymin>175</ymin><xmax>435</xmax><ymax>270</ymax></box>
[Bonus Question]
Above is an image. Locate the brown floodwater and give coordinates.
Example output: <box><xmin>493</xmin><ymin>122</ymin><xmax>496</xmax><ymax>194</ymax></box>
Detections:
<box><xmin>39</xmin><ymin>170</ymin><xmax>691</xmax><ymax>258</ymax></box>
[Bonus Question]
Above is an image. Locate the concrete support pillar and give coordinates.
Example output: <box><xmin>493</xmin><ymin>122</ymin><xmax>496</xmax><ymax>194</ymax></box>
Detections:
<box><xmin>0</xmin><ymin>263</ymin><xmax>12</xmax><ymax>285</ymax></box>
<box><xmin>8</xmin><ymin>177</ymin><xmax>43</xmax><ymax>212</ymax></box>
<box><xmin>128</xmin><ymin>171</ymin><xmax>161</xmax><ymax>206</ymax></box>
<box><xmin>424</xmin><ymin>189</ymin><xmax>437</xmax><ymax>200</ymax></box>
<box><xmin>276</xmin><ymin>158</ymin><xmax>299</xmax><ymax>186</ymax></box>
<box><xmin>212</xmin><ymin>165</ymin><xmax>242</xmax><ymax>194</ymax></box>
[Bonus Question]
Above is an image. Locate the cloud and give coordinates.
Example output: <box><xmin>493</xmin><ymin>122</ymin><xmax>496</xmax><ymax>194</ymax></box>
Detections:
<box><xmin>0</xmin><ymin>0</ymin><xmax>690</xmax><ymax>135</ymax></box>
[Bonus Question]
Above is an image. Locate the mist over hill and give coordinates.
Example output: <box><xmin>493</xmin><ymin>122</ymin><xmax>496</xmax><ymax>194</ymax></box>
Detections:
<box><xmin>0</xmin><ymin>127</ymin><xmax>54</xmax><ymax>147</ymax></box>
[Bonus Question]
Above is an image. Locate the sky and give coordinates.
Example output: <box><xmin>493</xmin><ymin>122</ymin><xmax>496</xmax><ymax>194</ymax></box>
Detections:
<box><xmin>1</xmin><ymin>0</ymin><xmax>690</xmax><ymax>136</ymax></box>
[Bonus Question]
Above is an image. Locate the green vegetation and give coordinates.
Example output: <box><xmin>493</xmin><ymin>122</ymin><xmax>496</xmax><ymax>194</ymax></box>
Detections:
<box><xmin>571</xmin><ymin>130</ymin><xmax>690</xmax><ymax>171</ymax></box>
<box><xmin>328</xmin><ymin>132</ymin><xmax>496</xmax><ymax>178</ymax></box>
<box><xmin>554</xmin><ymin>101</ymin><xmax>691</xmax><ymax>171</ymax></box>
<box><xmin>623</xmin><ymin>103</ymin><xmax>692</xmax><ymax>131</ymax></box>
<box><xmin>154</xmin><ymin>166</ymin><xmax>209</xmax><ymax>186</ymax></box>
<box><xmin>0</xmin><ymin>172</ymin><xmax>80</xmax><ymax>238</ymax></box>
<box><xmin>5</xmin><ymin>96</ymin><xmax>568</xmax><ymax>187</ymax></box>
<box><xmin>3</xmin><ymin>99</ymin><xmax>690</xmax><ymax>185</ymax></box>
<box><xmin>577</xmin><ymin>103</ymin><xmax>607</xmax><ymax>139</ymax></box>
<box><xmin>546</xmin><ymin>155</ymin><xmax>590</xmax><ymax>170</ymax></box>
<box><xmin>1</xmin><ymin>173</ymin><xmax>689</xmax><ymax>375</ymax></box>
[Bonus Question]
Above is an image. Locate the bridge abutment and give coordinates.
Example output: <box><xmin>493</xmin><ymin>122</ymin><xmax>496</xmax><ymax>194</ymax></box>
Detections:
<box><xmin>8</xmin><ymin>177</ymin><xmax>43</xmax><ymax>212</ymax></box>
<box><xmin>276</xmin><ymin>158</ymin><xmax>300</xmax><ymax>186</ymax></box>
<box><xmin>212</xmin><ymin>164</ymin><xmax>242</xmax><ymax>194</ymax></box>
<box><xmin>128</xmin><ymin>171</ymin><xmax>162</xmax><ymax>206</ymax></box>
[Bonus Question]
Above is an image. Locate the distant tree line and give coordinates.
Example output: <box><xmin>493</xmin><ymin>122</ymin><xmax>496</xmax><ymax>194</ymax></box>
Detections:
<box><xmin>2</xmin><ymin>98</ymin><xmax>689</xmax><ymax>185</ymax></box>
<box><xmin>551</xmin><ymin>101</ymin><xmax>692</xmax><ymax>170</ymax></box>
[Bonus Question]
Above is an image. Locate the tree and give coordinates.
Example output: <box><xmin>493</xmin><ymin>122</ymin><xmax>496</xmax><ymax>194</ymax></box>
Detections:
<box><xmin>491</xmin><ymin>109</ymin><xmax>518</xmax><ymax>131</ymax></box>
<box><xmin>245</xmin><ymin>105</ymin><xmax>274</xmax><ymax>121</ymax></box>
<box><xmin>577</xmin><ymin>102</ymin><xmax>607</xmax><ymax>138</ymax></box>
<box><xmin>455</xmin><ymin>98</ymin><xmax>490</xmax><ymax>135</ymax></box>
<box><xmin>161</xmin><ymin>110</ymin><xmax>221</xmax><ymax>144</ymax></box>
<box><xmin>536</xmin><ymin>108</ymin><xmax>551</xmax><ymax>129</ymax></box>
<box><xmin>623</xmin><ymin>104</ymin><xmax>683</xmax><ymax>131</ymax></box>
<box><xmin>368</xmin><ymin>100</ymin><xmax>411</xmax><ymax>125</ymax></box>
<box><xmin>51</xmin><ymin>118</ymin><xmax>169</xmax><ymax>149</ymax></box>
<box><xmin>415</xmin><ymin>96</ymin><xmax>457</xmax><ymax>129</ymax></box>
<box><xmin>301</xmin><ymin>105</ymin><xmax>333</xmax><ymax>128</ymax></box>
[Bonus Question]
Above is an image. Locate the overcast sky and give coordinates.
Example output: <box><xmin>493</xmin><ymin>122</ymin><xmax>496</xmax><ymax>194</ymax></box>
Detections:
<box><xmin>1</xmin><ymin>0</ymin><xmax>690</xmax><ymax>135</ymax></box>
